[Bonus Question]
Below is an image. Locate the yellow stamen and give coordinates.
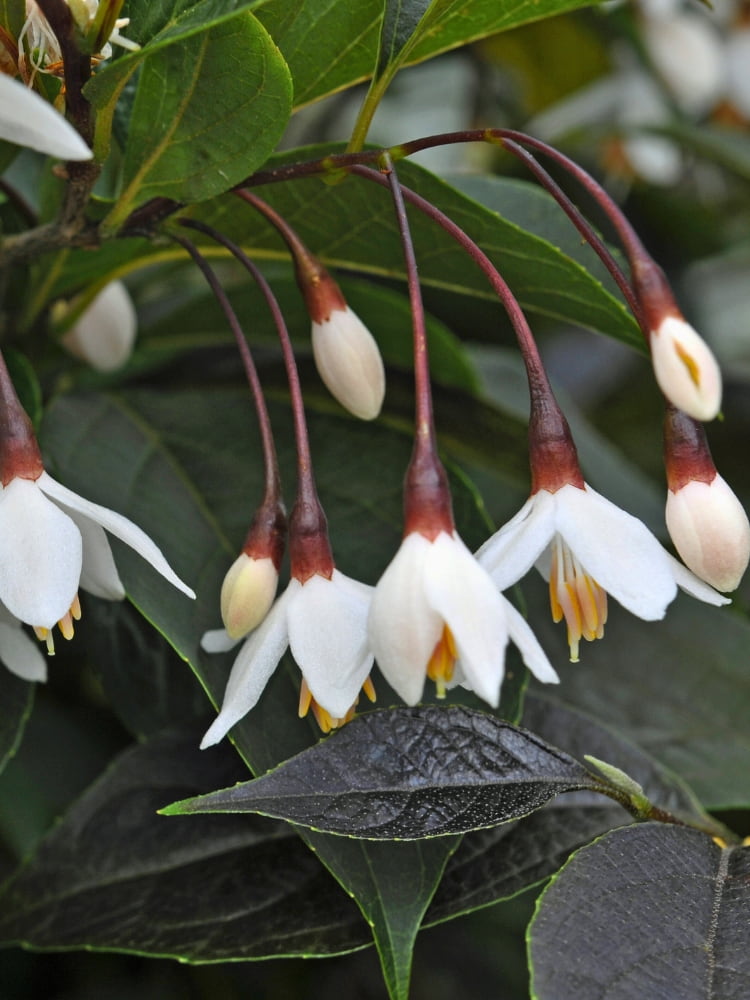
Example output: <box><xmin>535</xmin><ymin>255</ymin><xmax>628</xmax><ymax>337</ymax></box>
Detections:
<box><xmin>33</xmin><ymin>593</ymin><xmax>82</xmax><ymax>655</ymax></box>
<box><xmin>426</xmin><ymin>625</ymin><xmax>457</xmax><ymax>698</ymax></box>
<box><xmin>674</xmin><ymin>341</ymin><xmax>701</xmax><ymax>388</ymax></box>
<box><xmin>549</xmin><ymin>536</ymin><xmax>608</xmax><ymax>662</ymax></box>
<box><xmin>298</xmin><ymin>675</ymin><xmax>377</xmax><ymax>733</ymax></box>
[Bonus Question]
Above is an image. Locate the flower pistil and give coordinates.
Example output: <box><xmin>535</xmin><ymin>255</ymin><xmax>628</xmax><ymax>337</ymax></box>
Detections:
<box><xmin>426</xmin><ymin>624</ymin><xmax>457</xmax><ymax>697</ymax></box>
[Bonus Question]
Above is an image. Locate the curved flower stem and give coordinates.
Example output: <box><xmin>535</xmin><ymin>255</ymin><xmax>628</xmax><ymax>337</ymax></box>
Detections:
<box><xmin>171</xmin><ymin>228</ymin><xmax>281</xmax><ymax>513</ymax></box>
<box><xmin>348</xmin><ymin>163</ymin><xmax>582</xmax><ymax>491</ymax></box>
<box><xmin>378</xmin><ymin>153</ymin><xmax>454</xmax><ymax>535</ymax></box>
<box><xmin>174</xmin><ymin>222</ymin><xmax>333</xmax><ymax>577</ymax></box>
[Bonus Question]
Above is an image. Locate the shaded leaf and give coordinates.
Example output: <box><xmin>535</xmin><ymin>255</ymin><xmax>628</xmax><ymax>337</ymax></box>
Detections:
<box><xmin>529</xmin><ymin>823</ymin><xmax>750</xmax><ymax>1000</ymax></box>
<box><xmin>106</xmin><ymin>13</ymin><xmax>292</xmax><ymax>222</ymax></box>
<box><xmin>193</xmin><ymin>159</ymin><xmax>639</xmax><ymax>344</ymax></box>
<box><xmin>0</xmin><ymin>670</ymin><xmax>34</xmax><ymax>778</ymax></box>
<box><xmin>163</xmin><ymin>706</ymin><xmax>602</xmax><ymax>838</ymax></box>
<box><xmin>378</xmin><ymin>0</ymin><xmax>432</xmax><ymax>77</ymax></box>
<box><xmin>0</xmin><ymin>731</ymin><xmax>367</xmax><ymax>959</ymax></box>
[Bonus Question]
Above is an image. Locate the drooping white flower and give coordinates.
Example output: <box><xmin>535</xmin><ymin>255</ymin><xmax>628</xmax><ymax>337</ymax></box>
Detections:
<box><xmin>368</xmin><ymin>530</ymin><xmax>558</xmax><ymax>708</ymax></box>
<box><xmin>0</xmin><ymin>74</ymin><xmax>92</xmax><ymax>160</ymax></box>
<box><xmin>0</xmin><ymin>470</ymin><xmax>195</xmax><ymax>653</ymax></box>
<box><xmin>60</xmin><ymin>281</ymin><xmax>137</xmax><ymax>373</ymax></box>
<box><xmin>311</xmin><ymin>305</ymin><xmax>385</xmax><ymax>420</ymax></box>
<box><xmin>201</xmin><ymin>570</ymin><xmax>374</xmax><ymax>747</ymax></box>
<box><xmin>649</xmin><ymin>315</ymin><xmax>722</xmax><ymax>422</ymax></box>
<box><xmin>0</xmin><ymin>605</ymin><xmax>47</xmax><ymax>682</ymax></box>
<box><xmin>477</xmin><ymin>483</ymin><xmax>728</xmax><ymax>662</ymax></box>
<box><xmin>666</xmin><ymin>475</ymin><xmax>750</xmax><ymax>592</ymax></box>
<box><xmin>642</xmin><ymin>12</ymin><xmax>726</xmax><ymax>116</ymax></box>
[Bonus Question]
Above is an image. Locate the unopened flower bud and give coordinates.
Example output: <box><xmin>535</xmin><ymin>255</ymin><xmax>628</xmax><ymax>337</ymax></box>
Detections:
<box><xmin>220</xmin><ymin>553</ymin><xmax>279</xmax><ymax>640</ymax></box>
<box><xmin>311</xmin><ymin>305</ymin><xmax>385</xmax><ymax>421</ymax></box>
<box><xmin>650</xmin><ymin>316</ymin><xmax>722</xmax><ymax>421</ymax></box>
<box><xmin>61</xmin><ymin>281</ymin><xmax>137</xmax><ymax>373</ymax></box>
<box><xmin>666</xmin><ymin>476</ymin><xmax>750</xmax><ymax>592</ymax></box>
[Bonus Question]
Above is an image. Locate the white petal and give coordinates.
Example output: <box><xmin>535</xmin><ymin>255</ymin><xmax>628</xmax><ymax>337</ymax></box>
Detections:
<box><xmin>424</xmin><ymin>533</ymin><xmax>508</xmax><ymax>708</ymax></box>
<box><xmin>554</xmin><ymin>484</ymin><xmax>677</xmax><ymax>621</ymax></box>
<box><xmin>0</xmin><ymin>478</ymin><xmax>81</xmax><ymax>627</ymax></box>
<box><xmin>368</xmin><ymin>533</ymin><xmax>443</xmax><ymax>705</ymax></box>
<box><xmin>502</xmin><ymin>597</ymin><xmax>559</xmax><ymax>685</ymax></box>
<box><xmin>38</xmin><ymin>472</ymin><xmax>196</xmax><ymax>599</ymax></box>
<box><xmin>288</xmin><ymin>571</ymin><xmax>373</xmax><ymax>718</ymax></box>
<box><xmin>61</xmin><ymin>281</ymin><xmax>137</xmax><ymax>373</ymax></box>
<box><xmin>0</xmin><ymin>75</ymin><xmax>93</xmax><ymax>160</ymax></box>
<box><xmin>0</xmin><ymin>610</ymin><xmax>47</xmax><ymax>682</ymax></box>
<box><xmin>200</xmin><ymin>585</ymin><xmax>295</xmax><ymax>748</ymax></box>
<box><xmin>200</xmin><ymin>628</ymin><xmax>241</xmax><ymax>653</ymax></box>
<box><xmin>62</xmin><ymin>506</ymin><xmax>125</xmax><ymax>599</ymax></box>
<box><xmin>665</xmin><ymin>553</ymin><xmax>730</xmax><ymax>608</ymax></box>
<box><xmin>476</xmin><ymin>493</ymin><xmax>556</xmax><ymax>590</ymax></box>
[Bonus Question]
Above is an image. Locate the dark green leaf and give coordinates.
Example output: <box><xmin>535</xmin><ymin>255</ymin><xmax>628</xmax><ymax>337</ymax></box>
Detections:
<box><xmin>529</xmin><ymin>824</ymin><xmax>750</xmax><ymax>1000</ymax></box>
<box><xmin>0</xmin><ymin>731</ymin><xmax>367</xmax><ymax>959</ymax></box>
<box><xmin>377</xmin><ymin>0</ymin><xmax>432</xmax><ymax>78</ymax></box>
<box><xmin>105</xmin><ymin>13</ymin><xmax>292</xmax><ymax>221</ymax></box>
<box><xmin>162</xmin><ymin>706</ymin><xmax>601</xmax><ymax>837</ymax></box>
<box><xmin>0</xmin><ymin>670</ymin><xmax>33</xmax><ymax>778</ymax></box>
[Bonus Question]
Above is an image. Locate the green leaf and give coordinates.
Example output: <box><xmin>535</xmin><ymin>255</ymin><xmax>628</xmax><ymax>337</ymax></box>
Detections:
<box><xmin>529</xmin><ymin>824</ymin><xmax>750</xmax><ymax>1000</ymax></box>
<box><xmin>256</xmin><ymin>0</ymin><xmax>609</xmax><ymax>110</ymax></box>
<box><xmin>84</xmin><ymin>0</ymin><xmax>274</xmax><ymax>110</ymax></box>
<box><xmin>188</xmin><ymin>160</ymin><xmax>639</xmax><ymax>345</ymax></box>
<box><xmin>0</xmin><ymin>731</ymin><xmax>367</xmax><ymax>959</ymax></box>
<box><xmin>378</xmin><ymin>0</ymin><xmax>432</xmax><ymax>77</ymax></box>
<box><xmin>528</xmin><ymin>591</ymin><xmax>750</xmax><ymax>810</ymax></box>
<box><xmin>104</xmin><ymin>13</ymin><xmax>292</xmax><ymax>225</ymax></box>
<box><xmin>163</xmin><ymin>706</ymin><xmax>602</xmax><ymax>837</ymax></box>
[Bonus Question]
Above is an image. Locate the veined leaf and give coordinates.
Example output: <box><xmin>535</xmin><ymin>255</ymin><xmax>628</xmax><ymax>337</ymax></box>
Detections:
<box><xmin>529</xmin><ymin>824</ymin><xmax>750</xmax><ymax>1000</ymax></box>
<box><xmin>162</xmin><ymin>706</ymin><xmax>603</xmax><ymax>838</ymax></box>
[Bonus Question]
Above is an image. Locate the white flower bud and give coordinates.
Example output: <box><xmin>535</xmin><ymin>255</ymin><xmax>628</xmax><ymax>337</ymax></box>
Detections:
<box><xmin>643</xmin><ymin>14</ymin><xmax>726</xmax><ymax>116</ymax></box>
<box><xmin>666</xmin><ymin>476</ymin><xmax>750</xmax><ymax>591</ymax></box>
<box><xmin>61</xmin><ymin>281</ymin><xmax>137</xmax><ymax>373</ymax></box>
<box><xmin>220</xmin><ymin>553</ymin><xmax>279</xmax><ymax>640</ymax></box>
<box><xmin>311</xmin><ymin>306</ymin><xmax>385</xmax><ymax>421</ymax></box>
<box><xmin>650</xmin><ymin>316</ymin><xmax>722</xmax><ymax>421</ymax></box>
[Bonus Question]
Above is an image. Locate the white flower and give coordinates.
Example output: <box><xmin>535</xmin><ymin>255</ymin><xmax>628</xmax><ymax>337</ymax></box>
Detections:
<box><xmin>477</xmin><ymin>483</ymin><xmax>728</xmax><ymax>661</ymax></box>
<box><xmin>0</xmin><ymin>74</ymin><xmax>92</xmax><ymax>161</ymax></box>
<box><xmin>666</xmin><ymin>475</ymin><xmax>750</xmax><ymax>592</ymax></box>
<box><xmin>0</xmin><ymin>470</ymin><xmax>195</xmax><ymax>653</ymax></box>
<box><xmin>201</xmin><ymin>570</ymin><xmax>374</xmax><ymax>748</ymax></box>
<box><xmin>650</xmin><ymin>316</ymin><xmax>722</xmax><ymax>421</ymax></box>
<box><xmin>368</xmin><ymin>530</ymin><xmax>558</xmax><ymax>708</ymax></box>
<box><xmin>60</xmin><ymin>281</ymin><xmax>137</xmax><ymax>373</ymax></box>
<box><xmin>0</xmin><ymin>605</ymin><xmax>47</xmax><ymax>682</ymax></box>
<box><xmin>312</xmin><ymin>305</ymin><xmax>385</xmax><ymax>420</ymax></box>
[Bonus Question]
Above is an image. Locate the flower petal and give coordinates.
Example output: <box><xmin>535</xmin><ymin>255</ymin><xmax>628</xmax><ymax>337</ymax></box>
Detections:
<box><xmin>0</xmin><ymin>608</ymin><xmax>47</xmax><ymax>682</ymax></box>
<box><xmin>200</xmin><ymin>628</ymin><xmax>241</xmax><ymax>654</ymax></box>
<box><xmin>665</xmin><ymin>553</ymin><xmax>730</xmax><ymax>607</ymax></box>
<box><xmin>38</xmin><ymin>472</ymin><xmax>196</xmax><ymax>599</ymax></box>
<box><xmin>555</xmin><ymin>484</ymin><xmax>677</xmax><ymax>621</ymax></box>
<box><xmin>0</xmin><ymin>478</ymin><xmax>81</xmax><ymax>627</ymax></box>
<box><xmin>62</xmin><ymin>506</ymin><xmax>125</xmax><ymax>600</ymax></box>
<box><xmin>288</xmin><ymin>571</ymin><xmax>374</xmax><ymax>718</ymax></box>
<box><xmin>502</xmin><ymin>597</ymin><xmax>559</xmax><ymax>684</ymax></box>
<box><xmin>200</xmin><ymin>585</ymin><xmax>295</xmax><ymax>749</ymax></box>
<box><xmin>424</xmin><ymin>533</ymin><xmax>509</xmax><ymax>708</ymax></box>
<box><xmin>368</xmin><ymin>533</ymin><xmax>443</xmax><ymax>705</ymax></box>
<box><xmin>476</xmin><ymin>492</ymin><xmax>556</xmax><ymax>590</ymax></box>
<box><xmin>0</xmin><ymin>75</ymin><xmax>93</xmax><ymax>160</ymax></box>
